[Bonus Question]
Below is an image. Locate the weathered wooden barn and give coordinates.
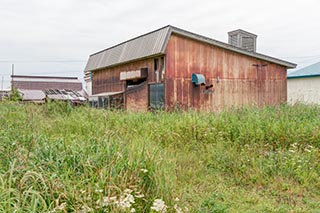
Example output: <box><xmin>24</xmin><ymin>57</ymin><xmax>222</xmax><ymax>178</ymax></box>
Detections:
<box><xmin>287</xmin><ymin>61</ymin><xmax>320</xmax><ymax>104</ymax></box>
<box><xmin>84</xmin><ymin>26</ymin><xmax>296</xmax><ymax>111</ymax></box>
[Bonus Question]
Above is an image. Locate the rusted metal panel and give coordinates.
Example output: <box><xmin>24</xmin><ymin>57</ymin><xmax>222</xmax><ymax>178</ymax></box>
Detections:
<box><xmin>126</xmin><ymin>82</ymin><xmax>148</xmax><ymax>112</ymax></box>
<box><xmin>165</xmin><ymin>34</ymin><xmax>288</xmax><ymax>111</ymax></box>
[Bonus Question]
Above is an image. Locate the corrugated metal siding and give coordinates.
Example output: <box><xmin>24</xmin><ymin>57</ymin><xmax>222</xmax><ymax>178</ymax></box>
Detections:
<box><xmin>164</xmin><ymin>34</ymin><xmax>287</xmax><ymax>110</ymax></box>
<box><xmin>85</xmin><ymin>27</ymin><xmax>170</xmax><ymax>71</ymax></box>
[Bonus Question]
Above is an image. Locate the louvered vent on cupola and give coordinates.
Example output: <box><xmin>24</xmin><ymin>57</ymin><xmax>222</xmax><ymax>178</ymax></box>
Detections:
<box><xmin>228</xmin><ymin>29</ymin><xmax>257</xmax><ymax>52</ymax></box>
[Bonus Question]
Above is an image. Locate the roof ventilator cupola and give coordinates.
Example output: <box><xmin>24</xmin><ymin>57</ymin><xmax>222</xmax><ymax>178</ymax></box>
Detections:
<box><xmin>228</xmin><ymin>29</ymin><xmax>257</xmax><ymax>52</ymax></box>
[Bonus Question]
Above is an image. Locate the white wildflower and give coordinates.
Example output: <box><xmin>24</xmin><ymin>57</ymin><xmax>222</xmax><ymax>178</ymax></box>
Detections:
<box><xmin>140</xmin><ymin>168</ymin><xmax>148</xmax><ymax>173</ymax></box>
<box><xmin>95</xmin><ymin>189</ymin><xmax>103</xmax><ymax>193</ymax></box>
<box><xmin>151</xmin><ymin>199</ymin><xmax>167</xmax><ymax>212</ymax></box>
<box><xmin>130</xmin><ymin>208</ymin><xmax>136</xmax><ymax>212</ymax></box>
<box><xmin>289</xmin><ymin>149</ymin><xmax>295</xmax><ymax>153</ymax></box>
<box><xmin>117</xmin><ymin>193</ymin><xmax>135</xmax><ymax>209</ymax></box>
<box><xmin>174</xmin><ymin>197</ymin><xmax>180</xmax><ymax>202</ymax></box>
<box><xmin>174</xmin><ymin>204</ymin><xmax>183</xmax><ymax>213</ymax></box>
<box><xmin>304</xmin><ymin>148</ymin><xmax>312</xmax><ymax>153</ymax></box>
<box><xmin>109</xmin><ymin>196</ymin><xmax>117</xmax><ymax>202</ymax></box>
<box><xmin>99</xmin><ymin>196</ymin><xmax>117</xmax><ymax>207</ymax></box>
<box><xmin>124</xmin><ymin>188</ymin><xmax>133</xmax><ymax>194</ymax></box>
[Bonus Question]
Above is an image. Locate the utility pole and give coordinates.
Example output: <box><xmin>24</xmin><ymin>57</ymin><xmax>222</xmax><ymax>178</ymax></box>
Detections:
<box><xmin>11</xmin><ymin>64</ymin><xmax>14</xmax><ymax>91</ymax></box>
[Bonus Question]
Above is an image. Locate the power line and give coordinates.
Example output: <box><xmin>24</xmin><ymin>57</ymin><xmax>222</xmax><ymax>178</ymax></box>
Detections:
<box><xmin>280</xmin><ymin>54</ymin><xmax>320</xmax><ymax>59</ymax></box>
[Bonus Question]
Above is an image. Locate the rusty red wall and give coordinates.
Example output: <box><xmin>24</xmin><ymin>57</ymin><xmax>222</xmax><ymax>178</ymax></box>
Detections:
<box><xmin>165</xmin><ymin>33</ymin><xmax>287</xmax><ymax>111</ymax></box>
<box><xmin>92</xmin><ymin>58</ymin><xmax>158</xmax><ymax>95</ymax></box>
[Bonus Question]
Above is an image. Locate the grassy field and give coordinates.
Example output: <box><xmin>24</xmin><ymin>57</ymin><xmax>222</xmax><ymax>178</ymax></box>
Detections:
<box><xmin>0</xmin><ymin>102</ymin><xmax>319</xmax><ymax>212</ymax></box>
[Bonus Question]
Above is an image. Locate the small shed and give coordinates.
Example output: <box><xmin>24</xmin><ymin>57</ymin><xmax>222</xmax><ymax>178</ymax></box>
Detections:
<box><xmin>0</xmin><ymin>89</ymin><xmax>10</xmax><ymax>101</ymax></box>
<box><xmin>287</xmin><ymin>61</ymin><xmax>320</xmax><ymax>104</ymax></box>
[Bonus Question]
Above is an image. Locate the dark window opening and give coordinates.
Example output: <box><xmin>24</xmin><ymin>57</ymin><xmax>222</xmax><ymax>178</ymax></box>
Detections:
<box><xmin>89</xmin><ymin>94</ymin><xmax>124</xmax><ymax>109</ymax></box>
<box><xmin>126</xmin><ymin>78</ymin><xmax>147</xmax><ymax>87</ymax></box>
<box><xmin>149</xmin><ymin>83</ymin><xmax>164</xmax><ymax>110</ymax></box>
<box><xmin>160</xmin><ymin>57</ymin><xmax>164</xmax><ymax>68</ymax></box>
<box><xmin>154</xmin><ymin>58</ymin><xmax>159</xmax><ymax>71</ymax></box>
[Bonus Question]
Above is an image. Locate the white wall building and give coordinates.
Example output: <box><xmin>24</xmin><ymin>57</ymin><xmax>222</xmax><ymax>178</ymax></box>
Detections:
<box><xmin>84</xmin><ymin>71</ymin><xmax>92</xmax><ymax>96</ymax></box>
<box><xmin>287</xmin><ymin>62</ymin><xmax>320</xmax><ymax>104</ymax></box>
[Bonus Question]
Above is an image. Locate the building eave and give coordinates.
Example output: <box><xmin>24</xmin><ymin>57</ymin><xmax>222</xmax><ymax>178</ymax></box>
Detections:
<box><xmin>287</xmin><ymin>74</ymin><xmax>320</xmax><ymax>79</ymax></box>
<box><xmin>88</xmin><ymin>53</ymin><xmax>165</xmax><ymax>72</ymax></box>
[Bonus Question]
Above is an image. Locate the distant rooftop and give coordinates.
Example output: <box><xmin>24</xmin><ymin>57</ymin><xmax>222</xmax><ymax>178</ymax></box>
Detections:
<box><xmin>287</xmin><ymin>61</ymin><xmax>320</xmax><ymax>79</ymax></box>
<box><xmin>12</xmin><ymin>75</ymin><xmax>82</xmax><ymax>91</ymax></box>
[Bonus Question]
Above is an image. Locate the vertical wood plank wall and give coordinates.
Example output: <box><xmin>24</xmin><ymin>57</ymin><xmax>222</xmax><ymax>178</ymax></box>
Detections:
<box><xmin>92</xmin><ymin>58</ymin><xmax>159</xmax><ymax>111</ymax></box>
<box><xmin>165</xmin><ymin>33</ymin><xmax>287</xmax><ymax>111</ymax></box>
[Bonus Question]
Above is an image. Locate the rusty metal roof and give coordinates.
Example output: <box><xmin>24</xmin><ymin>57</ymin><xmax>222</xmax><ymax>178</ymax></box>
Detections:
<box><xmin>85</xmin><ymin>25</ymin><xmax>296</xmax><ymax>72</ymax></box>
<box><xmin>85</xmin><ymin>26</ymin><xmax>170</xmax><ymax>72</ymax></box>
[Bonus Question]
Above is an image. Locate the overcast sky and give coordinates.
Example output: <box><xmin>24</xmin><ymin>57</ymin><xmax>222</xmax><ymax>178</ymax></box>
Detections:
<box><xmin>1</xmin><ymin>0</ymin><xmax>320</xmax><ymax>89</ymax></box>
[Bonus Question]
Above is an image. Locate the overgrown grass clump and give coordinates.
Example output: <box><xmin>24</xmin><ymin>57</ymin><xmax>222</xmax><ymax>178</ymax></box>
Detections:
<box><xmin>0</xmin><ymin>102</ymin><xmax>319</xmax><ymax>212</ymax></box>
